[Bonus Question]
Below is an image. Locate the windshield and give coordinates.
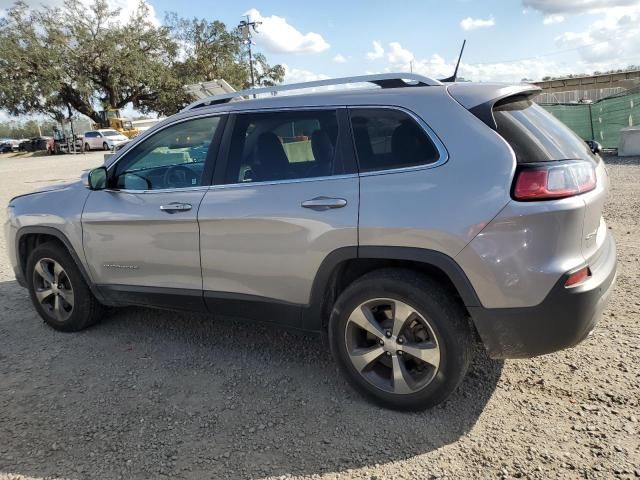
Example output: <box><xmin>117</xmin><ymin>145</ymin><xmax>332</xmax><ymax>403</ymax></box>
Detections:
<box><xmin>102</xmin><ymin>130</ymin><xmax>121</xmax><ymax>137</ymax></box>
<box><xmin>494</xmin><ymin>96</ymin><xmax>595</xmax><ymax>163</ymax></box>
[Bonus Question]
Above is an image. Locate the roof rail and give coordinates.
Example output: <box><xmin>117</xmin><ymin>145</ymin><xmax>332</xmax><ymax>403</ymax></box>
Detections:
<box><xmin>182</xmin><ymin>73</ymin><xmax>441</xmax><ymax>111</ymax></box>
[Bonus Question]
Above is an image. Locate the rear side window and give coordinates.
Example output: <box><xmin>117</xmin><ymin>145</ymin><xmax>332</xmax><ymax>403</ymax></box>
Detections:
<box><xmin>493</xmin><ymin>96</ymin><xmax>595</xmax><ymax>163</ymax></box>
<box><xmin>349</xmin><ymin>108</ymin><xmax>440</xmax><ymax>172</ymax></box>
<box><xmin>224</xmin><ymin>109</ymin><xmax>340</xmax><ymax>184</ymax></box>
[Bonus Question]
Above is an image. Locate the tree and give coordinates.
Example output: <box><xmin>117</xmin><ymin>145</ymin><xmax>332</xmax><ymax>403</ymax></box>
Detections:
<box><xmin>0</xmin><ymin>119</ymin><xmax>57</xmax><ymax>139</ymax></box>
<box><xmin>0</xmin><ymin>0</ymin><xmax>177</xmax><ymax>123</ymax></box>
<box><xmin>0</xmin><ymin>1</ymin><xmax>285</xmax><ymax>121</ymax></box>
<box><xmin>146</xmin><ymin>13</ymin><xmax>284</xmax><ymax>114</ymax></box>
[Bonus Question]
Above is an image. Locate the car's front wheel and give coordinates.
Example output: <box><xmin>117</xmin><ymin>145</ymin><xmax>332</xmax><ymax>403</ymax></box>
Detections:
<box><xmin>103</xmin><ymin>142</ymin><xmax>110</xmax><ymax>151</ymax></box>
<box><xmin>329</xmin><ymin>269</ymin><xmax>473</xmax><ymax>410</ymax></box>
<box><xmin>26</xmin><ymin>242</ymin><xmax>103</xmax><ymax>332</ymax></box>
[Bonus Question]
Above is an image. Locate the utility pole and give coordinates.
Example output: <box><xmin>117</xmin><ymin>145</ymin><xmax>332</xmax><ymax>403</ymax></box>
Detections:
<box><xmin>238</xmin><ymin>15</ymin><xmax>262</xmax><ymax>92</ymax></box>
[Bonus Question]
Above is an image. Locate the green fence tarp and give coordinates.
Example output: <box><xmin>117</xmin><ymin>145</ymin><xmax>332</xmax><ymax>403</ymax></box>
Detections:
<box><xmin>540</xmin><ymin>88</ymin><xmax>640</xmax><ymax>149</ymax></box>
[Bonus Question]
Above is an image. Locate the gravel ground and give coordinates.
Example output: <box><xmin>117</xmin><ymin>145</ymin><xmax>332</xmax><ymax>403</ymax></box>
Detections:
<box><xmin>0</xmin><ymin>151</ymin><xmax>638</xmax><ymax>480</ymax></box>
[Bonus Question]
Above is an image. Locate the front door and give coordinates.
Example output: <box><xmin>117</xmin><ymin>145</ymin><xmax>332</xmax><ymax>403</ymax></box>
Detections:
<box><xmin>82</xmin><ymin>115</ymin><xmax>224</xmax><ymax>309</ymax></box>
<box><xmin>198</xmin><ymin>109</ymin><xmax>359</xmax><ymax>327</ymax></box>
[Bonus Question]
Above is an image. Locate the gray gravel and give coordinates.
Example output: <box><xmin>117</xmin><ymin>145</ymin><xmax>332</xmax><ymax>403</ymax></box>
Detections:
<box><xmin>0</xmin><ymin>151</ymin><xmax>638</xmax><ymax>480</ymax></box>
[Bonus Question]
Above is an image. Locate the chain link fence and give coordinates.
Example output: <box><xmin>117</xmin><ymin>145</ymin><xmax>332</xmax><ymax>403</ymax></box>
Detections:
<box><xmin>538</xmin><ymin>86</ymin><xmax>640</xmax><ymax>149</ymax></box>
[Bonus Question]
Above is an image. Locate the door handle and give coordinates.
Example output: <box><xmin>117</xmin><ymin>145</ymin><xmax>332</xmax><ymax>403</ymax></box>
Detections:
<box><xmin>160</xmin><ymin>202</ymin><xmax>192</xmax><ymax>213</ymax></box>
<box><xmin>301</xmin><ymin>197</ymin><xmax>347</xmax><ymax>211</ymax></box>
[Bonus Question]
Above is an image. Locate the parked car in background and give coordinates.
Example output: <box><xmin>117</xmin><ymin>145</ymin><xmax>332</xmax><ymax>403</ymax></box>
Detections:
<box><xmin>0</xmin><ymin>139</ymin><xmax>20</xmax><ymax>153</ymax></box>
<box><xmin>5</xmin><ymin>73</ymin><xmax>617</xmax><ymax>411</ymax></box>
<box><xmin>83</xmin><ymin>129</ymin><xmax>129</xmax><ymax>151</ymax></box>
<box><xmin>13</xmin><ymin>137</ymin><xmax>52</xmax><ymax>153</ymax></box>
<box><xmin>18</xmin><ymin>139</ymin><xmax>30</xmax><ymax>151</ymax></box>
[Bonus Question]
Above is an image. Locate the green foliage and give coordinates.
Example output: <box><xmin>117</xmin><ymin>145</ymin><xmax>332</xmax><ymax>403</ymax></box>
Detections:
<box><xmin>0</xmin><ymin>0</ymin><xmax>284</xmax><ymax>121</ymax></box>
<box><xmin>0</xmin><ymin>119</ymin><xmax>57</xmax><ymax>139</ymax></box>
<box><xmin>147</xmin><ymin>13</ymin><xmax>285</xmax><ymax>114</ymax></box>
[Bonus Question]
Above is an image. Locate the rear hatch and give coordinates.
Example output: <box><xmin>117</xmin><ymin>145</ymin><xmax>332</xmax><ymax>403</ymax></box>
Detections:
<box><xmin>449</xmin><ymin>84</ymin><xmax>608</xmax><ymax>264</ymax></box>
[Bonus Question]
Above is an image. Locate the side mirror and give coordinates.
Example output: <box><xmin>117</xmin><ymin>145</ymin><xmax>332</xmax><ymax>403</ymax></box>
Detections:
<box><xmin>87</xmin><ymin>166</ymin><xmax>108</xmax><ymax>190</ymax></box>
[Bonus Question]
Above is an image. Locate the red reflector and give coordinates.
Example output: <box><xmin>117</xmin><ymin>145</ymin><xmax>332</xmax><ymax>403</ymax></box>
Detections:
<box><xmin>513</xmin><ymin>160</ymin><xmax>596</xmax><ymax>201</ymax></box>
<box><xmin>565</xmin><ymin>266</ymin><xmax>591</xmax><ymax>287</ymax></box>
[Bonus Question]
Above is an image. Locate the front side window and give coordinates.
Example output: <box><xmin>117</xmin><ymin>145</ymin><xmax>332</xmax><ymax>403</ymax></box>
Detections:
<box><xmin>113</xmin><ymin>116</ymin><xmax>221</xmax><ymax>190</ymax></box>
<box><xmin>349</xmin><ymin>108</ymin><xmax>440</xmax><ymax>172</ymax></box>
<box><xmin>224</xmin><ymin>110</ymin><xmax>339</xmax><ymax>184</ymax></box>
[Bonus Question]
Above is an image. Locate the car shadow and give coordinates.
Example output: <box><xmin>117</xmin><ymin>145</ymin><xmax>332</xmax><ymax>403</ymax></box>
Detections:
<box><xmin>0</xmin><ymin>279</ymin><xmax>503</xmax><ymax>479</ymax></box>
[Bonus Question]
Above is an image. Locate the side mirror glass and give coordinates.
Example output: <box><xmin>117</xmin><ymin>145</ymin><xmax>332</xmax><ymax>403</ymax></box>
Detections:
<box><xmin>88</xmin><ymin>167</ymin><xmax>108</xmax><ymax>190</ymax></box>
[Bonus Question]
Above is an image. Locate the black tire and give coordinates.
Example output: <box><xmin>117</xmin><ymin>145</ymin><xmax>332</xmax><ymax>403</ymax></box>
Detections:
<box><xmin>329</xmin><ymin>268</ymin><xmax>473</xmax><ymax>411</ymax></box>
<box><xmin>84</xmin><ymin>142</ymin><xmax>91</xmax><ymax>152</ymax></box>
<box><xmin>103</xmin><ymin>142</ymin><xmax>109</xmax><ymax>151</ymax></box>
<box><xmin>26</xmin><ymin>242</ymin><xmax>103</xmax><ymax>332</ymax></box>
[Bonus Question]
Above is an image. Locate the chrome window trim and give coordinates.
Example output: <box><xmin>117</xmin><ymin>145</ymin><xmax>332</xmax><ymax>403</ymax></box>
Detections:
<box><xmin>348</xmin><ymin>105</ymin><xmax>449</xmax><ymax>178</ymax></box>
<box><xmin>208</xmin><ymin>173</ymin><xmax>359</xmax><ymax>191</ymax></box>
<box><xmin>106</xmin><ymin>185</ymin><xmax>211</xmax><ymax>195</ymax></box>
<box><xmin>104</xmin><ymin>104</ymin><xmax>448</xmax><ymax>192</ymax></box>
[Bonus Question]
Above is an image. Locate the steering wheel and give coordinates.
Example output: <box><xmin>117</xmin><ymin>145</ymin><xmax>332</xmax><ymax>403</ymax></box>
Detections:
<box><xmin>164</xmin><ymin>165</ymin><xmax>198</xmax><ymax>189</ymax></box>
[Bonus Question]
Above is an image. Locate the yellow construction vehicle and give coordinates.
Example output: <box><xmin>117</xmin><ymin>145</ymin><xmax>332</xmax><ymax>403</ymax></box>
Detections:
<box><xmin>93</xmin><ymin>109</ymin><xmax>139</xmax><ymax>138</ymax></box>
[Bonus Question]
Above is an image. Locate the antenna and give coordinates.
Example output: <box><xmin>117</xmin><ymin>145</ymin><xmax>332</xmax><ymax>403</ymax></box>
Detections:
<box><xmin>440</xmin><ymin>39</ymin><xmax>466</xmax><ymax>83</ymax></box>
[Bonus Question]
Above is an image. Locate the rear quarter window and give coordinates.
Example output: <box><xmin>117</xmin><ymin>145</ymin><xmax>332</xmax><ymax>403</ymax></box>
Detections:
<box><xmin>349</xmin><ymin>108</ymin><xmax>440</xmax><ymax>172</ymax></box>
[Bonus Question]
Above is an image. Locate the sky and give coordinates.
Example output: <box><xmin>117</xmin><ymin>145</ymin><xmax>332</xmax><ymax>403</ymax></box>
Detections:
<box><xmin>2</xmin><ymin>0</ymin><xmax>640</xmax><ymax>122</ymax></box>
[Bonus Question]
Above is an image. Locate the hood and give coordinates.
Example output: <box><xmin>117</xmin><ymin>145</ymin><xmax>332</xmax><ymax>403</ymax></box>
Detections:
<box><xmin>9</xmin><ymin>178</ymin><xmax>85</xmax><ymax>204</ymax></box>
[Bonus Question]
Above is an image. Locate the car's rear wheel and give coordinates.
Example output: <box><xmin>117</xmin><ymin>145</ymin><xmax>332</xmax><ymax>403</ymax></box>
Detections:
<box><xmin>26</xmin><ymin>243</ymin><xmax>103</xmax><ymax>332</ymax></box>
<box><xmin>329</xmin><ymin>269</ymin><xmax>473</xmax><ymax>410</ymax></box>
<box><xmin>84</xmin><ymin>142</ymin><xmax>90</xmax><ymax>152</ymax></box>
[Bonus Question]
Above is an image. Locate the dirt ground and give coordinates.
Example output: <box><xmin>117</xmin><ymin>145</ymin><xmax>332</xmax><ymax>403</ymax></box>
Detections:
<box><xmin>0</xmin><ymin>151</ymin><xmax>638</xmax><ymax>480</ymax></box>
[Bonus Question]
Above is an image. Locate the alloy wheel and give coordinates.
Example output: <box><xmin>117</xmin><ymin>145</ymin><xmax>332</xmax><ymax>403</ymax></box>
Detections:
<box><xmin>32</xmin><ymin>258</ymin><xmax>74</xmax><ymax>322</ymax></box>
<box><xmin>344</xmin><ymin>298</ymin><xmax>441</xmax><ymax>395</ymax></box>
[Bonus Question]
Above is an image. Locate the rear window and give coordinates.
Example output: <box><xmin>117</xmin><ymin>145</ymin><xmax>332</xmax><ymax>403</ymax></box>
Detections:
<box><xmin>493</xmin><ymin>96</ymin><xmax>595</xmax><ymax>163</ymax></box>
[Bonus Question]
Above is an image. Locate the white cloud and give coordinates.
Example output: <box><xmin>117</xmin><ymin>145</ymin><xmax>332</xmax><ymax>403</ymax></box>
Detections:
<box><xmin>554</xmin><ymin>4</ymin><xmax>640</xmax><ymax>64</ymax></box>
<box><xmin>387</xmin><ymin>42</ymin><xmax>414</xmax><ymax>64</ymax></box>
<box><xmin>460</xmin><ymin>16</ymin><xmax>496</xmax><ymax>30</ymax></box>
<box><xmin>333</xmin><ymin>53</ymin><xmax>348</xmax><ymax>63</ymax></box>
<box><xmin>385</xmin><ymin>50</ymin><xmax>569</xmax><ymax>83</ymax></box>
<box><xmin>543</xmin><ymin>14</ymin><xmax>565</xmax><ymax>24</ymax></box>
<box><xmin>523</xmin><ymin>0</ymin><xmax>638</xmax><ymax>15</ymax></box>
<box><xmin>244</xmin><ymin>8</ymin><xmax>330</xmax><ymax>54</ymax></box>
<box><xmin>282</xmin><ymin>65</ymin><xmax>330</xmax><ymax>84</ymax></box>
<box><xmin>366</xmin><ymin>40</ymin><xmax>385</xmax><ymax>60</ymax></box>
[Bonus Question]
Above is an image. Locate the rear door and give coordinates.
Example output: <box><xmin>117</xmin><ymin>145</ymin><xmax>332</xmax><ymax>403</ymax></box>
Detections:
<box><xmin>198</xmin><ymin>108</ymin><xmax>358</xmax><ymax>327</ymax></box>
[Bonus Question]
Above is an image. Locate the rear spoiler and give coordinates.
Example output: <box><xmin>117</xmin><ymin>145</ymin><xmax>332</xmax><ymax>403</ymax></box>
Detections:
<box><xmin>447</xmin><ymin>83</ymin><xmax>541</xmax><ymax>130</ymax></box>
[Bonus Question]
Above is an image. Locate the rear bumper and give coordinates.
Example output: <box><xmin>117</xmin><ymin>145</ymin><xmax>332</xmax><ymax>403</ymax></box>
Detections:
<box><xmin>469</xmin><ymin>232</ymin><xmax>617</xmax><ymax>359</ymax></box>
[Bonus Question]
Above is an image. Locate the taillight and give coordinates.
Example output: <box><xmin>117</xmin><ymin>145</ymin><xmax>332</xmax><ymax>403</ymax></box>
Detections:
<box><xmin>513</xmin><ymin>160</ymin><xmax>596</xmax><ymax>201</ymax></box>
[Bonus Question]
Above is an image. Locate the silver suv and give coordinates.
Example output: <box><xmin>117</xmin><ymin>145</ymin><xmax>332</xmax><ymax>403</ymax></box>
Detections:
<box><xmin>5</xmin><ymin>74</ymin><xmax>617</xmax><ymax>410</ymax></box>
